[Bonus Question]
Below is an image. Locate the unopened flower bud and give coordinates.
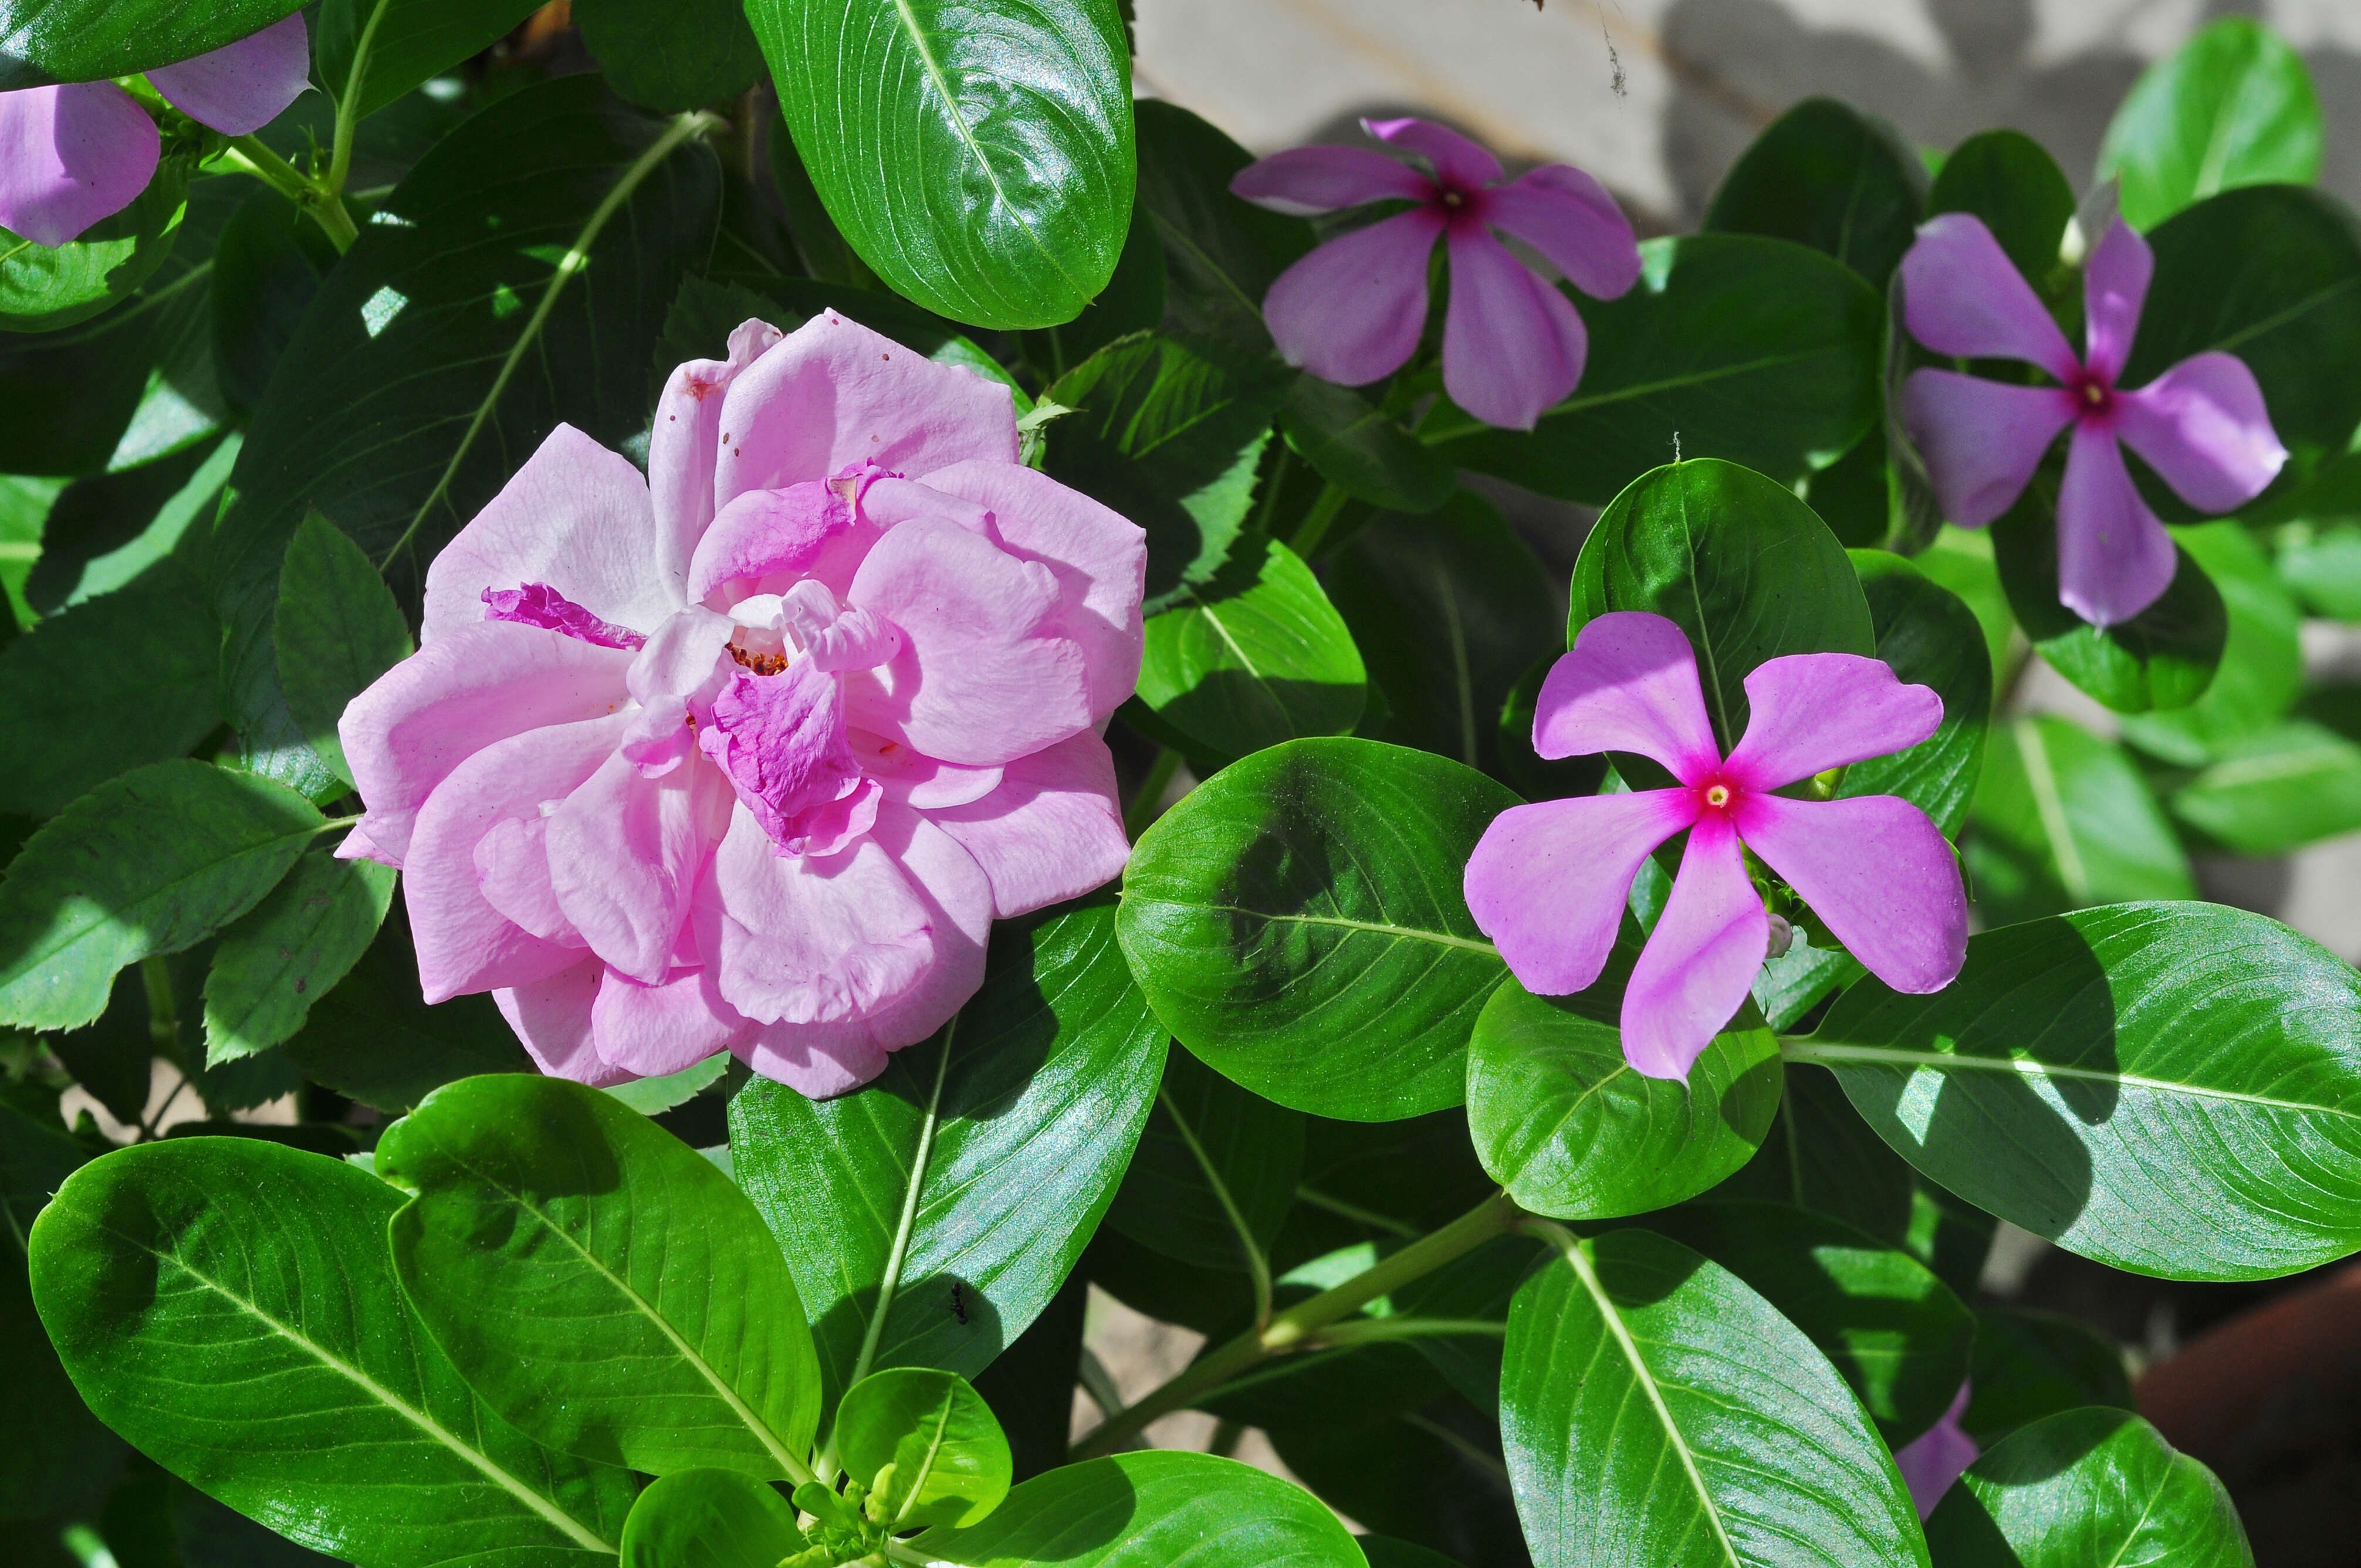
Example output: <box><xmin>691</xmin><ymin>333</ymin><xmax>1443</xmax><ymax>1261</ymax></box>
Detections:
<box><xmin>1765</xmin><ymin>912</ymin><xmax>1794</xmax><ymax>959</ymax></box>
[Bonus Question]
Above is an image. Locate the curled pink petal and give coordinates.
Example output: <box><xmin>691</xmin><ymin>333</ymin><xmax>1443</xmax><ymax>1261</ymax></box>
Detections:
<box><xmin>1901</xmin><ymin>368</ymin><xmax>2076</xmax><ymax>529</ymax></box>
<box><xmin>1533</xmin><ymin>612</ymin><xmax>1724</xmax><ymax>783</ymax></box>
<box><xmin>0</xmin><ymin>83</ymin><xmax>159</xmax><ymax>249</ymax></box>
<box><xmin>2057</xmin><ymin>422</ymin><xmax>2177</xmax><ymax>627</ymax></box>
<box><xmin>592</xmin><ymin>967</ymin><xmax>749</xmax><ymax>1078</ymax></box>
<box><xmin>1261</xmin><ymin>208</ymin><xmax>1445</xmax><ymax>387</ymax></box>
<box><xmin>1901</xmin><ymin>213</ymin><xmax>2078</xmax><ymax>381</ymax></box>
<box><xmin>2115</xmin><ymin>352</ymin><xmax>2288</xmax><ymax>514</ymax></box>
<box><xmin>333</xmin><ymin>821</ymin><xmax>400</xmax><ymax>868</ymax></box>
<box><xmin>1723</xmin><ymin>653</ymin><xmax>1944</xmax><ymax>793</ymax></box>
<box><xmin>1485</xmin><ymin>164</ymin><xmax>1640</xmax><ymax>300</ymax></box>
<box><xmin>651</xmin><ymin>318</ymin><xmax>784</xmax><ymax>597</ymax></box>
<box><xmin>1466</xmin><ymin>790</ymin><xmax>1699</xmax><ymax>997</ymax></box>
<box><xmin>685</xmin><ymin>480</ymin><xmax>860</xmax><ymax>610</ymax></box>
<box><xmin>147</xmin><ymin>12</ymin><xmax>310</xmax><ymax>136</ymax></box>
<box><xmin>1620</xmin><ymin>814</ymin><xmax>1768</xmax><ymax>1081</ymax></box>
<box><xmin>1442</xmin><ymin>226</ymin><xmax>1585</xmax><ymax>431</ymax></box>
<box><xmin>698</xmin><ymin>660</ymin><xmax>873</xmax><ymax>855</ymax></box>
<box><xmin>547</xmin><ymin>749</ymin><xmax>733</xmax><ymax>984</ymax></box>
<box><xmin>1731</xmin><ymin>794</ymin><xmax>1967</xmax><ymax>995</ymax></box>
<box><xmin>473</xmin><ymin>814</ymin><xmax>584</xmax><ymax>947</ymax></box>
<box><xmin>495</xmin><ymin>959</ymin><xmax>637</xmax><ymax>1089</ymax></box>
<box><xmin>481</xmin><ymin>583</ymin><xmax>647</xmax><ymax>651</ymax></box>
<box><xmin>930</xmin><ymin>730</ymin><xmax>1129</xmax><ymax>918</ymax></box>
<box><xmin>1895</xmin><ymin>1382</ymin><xmax>1978</xmax><ymax>1519</ymax></box>
<box><xmin>1365</xmin><ymin>116</ymin><xmax>1502</xmax><ymax>189</ymax></box>
<box><xmin>1229</xmin><ymin>143</ymin><xmax>1432</xmax><ymax>216</ymax></box>
<box><xmin>2082</xmin><ymin>220</ymin><xmax>2153</xmax><ymax>385</ymax></box>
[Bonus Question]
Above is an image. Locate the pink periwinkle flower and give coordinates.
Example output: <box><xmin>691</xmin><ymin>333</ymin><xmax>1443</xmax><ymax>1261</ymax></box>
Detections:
<box><xmin>1463</xmin><ymin>612</ymin><xmax>1968</xmax><ymax>1080</ymax></box>
<box><xmin>1894</xmin><ymin>1381</ymin><xmax>1978</xmax><ymax>1519</ymax></box>
<box><xmin>1229</xmin><ymin>116</ymin><xmax>1640</xmax><ymax>431</ymax></box>
<box><xmin>1900</xmin><ymin>213</ymin><xmax>2286</xmax><ymax>627</ymax></box>
<box><xmin>338</xmin><ymin>311</ymin><xmax>1147</xmax><ymax>1098</ymax></box>
<box><xmin>0</xmin><ymin>14</ymin><xmax>310</xmax><ymax>249</ymax></box>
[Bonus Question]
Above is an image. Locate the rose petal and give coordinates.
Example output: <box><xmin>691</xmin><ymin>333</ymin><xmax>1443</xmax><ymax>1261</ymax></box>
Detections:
<box><xmin>547</xmin><ymin>747</ymin><xmax>733</xmax><ymax>984</ymax></box>
<box><xmin>1621</xmin><ymin>814</ymin><xmax>1767</xmax><ymax>1081</ymax></box>
<box><xmin>1441</xmin><ymin>226</ymin><xmax>1585</xmax><ymax>431</ymax></box>
<box><xmin>1732</xmin><ymin>794</ymin><xmax>1967</xmax><ymax>995</ymax></box>
<box><xmin>697</xmin><ymin>659</ymin><xmax>868</xmax><ymax>851</ymax></box>
<box><xmin>2082</xmin><ymin>220</ymin><xmax>2153</xmax><ymax>385</ymax></box>
<box><xmin>333</xmin><ymin>821</ymin><xmax>400</xmax><ymax>868</ymax></box>
<box><xmin>1723</xmin><ymin>653</ymin><xmax>1944</xmax><ymax>793</ymax></box>
<box><xmin>1533</xmin><ymin>611</ymin><xmax>1724</xmax><ymax>782</ymax></box>
<box><xmin>843</xmin><ymin>515</ymin><xmax>1092</xmax><ymax>767</ymax></box>
<box><xmin>404</xmin><ymin>716</ymin><xmax>626</xmax><ymax>1004</ymax></box>
<box><xmin>340</xmin><ymin>621</ymin><xmax>632</xmax><ymax>863</ymax></box>
<box><xmin>592</xmin><ymin>966</ymin><xmax>749</xmax><ymax>1078</ymax></box>
<box><xmin>651</xmin><ymin>317</ymin><xmax>784</xmax><ymax>597</ymax></box>
<box><xmin>147</xmin><ymin>13</ymin><xmax>310</xmax><ymax>136</ymax></box>
<box><xmin>929</xmin><ymin>730</ymin><xmax>1129</xmax><ymax>917</ymax></box>
<box><xmin>1467</xmin><ymin>788</ymin><xmax>1700</xmax><ymax>997</ymax></box>
<box><xmin>1229</xmin><ymin>144</ymin><xmax>1432</xmax><ymax>216</ymax></box>
<box><xmin>1901</xmin><ymin>368</ymin><xmax>2076</xmax><ymax>529</ymax></box>
<box><xmin>473</xmin><ymin>814</ymin><xmax>585</xmax><ymax>947</ymax></box>
<box><xmin>713</xmin><ymin>310</ymin><xmax>1017</xmax><ymax>510</ymax></box>
<box><xmin>1485</xmin><ymin>164</ymin><xmax>1640</xmax><ymax>300</ymax></box>
<box><xmin>848</xmin><ymin>729</ymin><xmax>1002</xmax><ymax>810</ymax></box>
<box><xmin>2057</xmin><ymin>424</ymin><xmax>2177</xmax><ymax>627</ymax></box>
<box><xmin>0</xmin><ymin>83</ymin><xmax>159</xmax><ymax>249</ymax></box>
<box><xmin>422</xmin><ymin>424</ymin><xmax>672</xmax><ymax>644</ymax></box>
<box><xmin>1900</xmin><ymin>212</ymin><xmax>2079</xmax><ymax>381</ymax></box>
<box><xmin>1365</xmin><ymin>116</ymin><xmax>1503</xmax><ymax>189</ymax></box>
<box><xmin>2115</xmin><ymin>351</ymin><xmax>2288</xmax><ymax>514</ymax></box>
<box><xmin>493</xmin><ymin>958</ymin><xmax>636</xmax><ymax>1088</ymax></box>
<box><xmin>912</xmin><ymin>461</ymin><xmax>1147</xmax><ymax>727</ymax></box>
<box><xmin>684</xmin><ymin>480</ymin><xmax>860</xmax><ymax>610</ymax></box>
<box><xmin>1262</xmin><ymin>208</ymin><xmax>1446</xmax><ymax>388</ymax></box>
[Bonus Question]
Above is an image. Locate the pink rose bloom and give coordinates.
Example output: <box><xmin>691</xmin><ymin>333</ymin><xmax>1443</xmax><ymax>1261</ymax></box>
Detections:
<box><xmin>1900</xmin><ymin>213</ymin><xmax>2286</xmax><ymax>626</ymax></box>
<box><xmin>0</xmin><ymin>14</ymin><xmax>310</xmax><ymax>248</ymax></box>
<box><xmin>1230</xmin><ymin>116</ymin><xmax>1640</xmax><ymax>431</ymax></box>
<box><xmin>339</xmin><ymin>311</ymin><xmax>1147</xmax><ymax>1096</ymax></box>
<box><xmin>1464</xmin><ymin>612</ymin><xmax>1967</xmax><ymax>1079</ymax></box>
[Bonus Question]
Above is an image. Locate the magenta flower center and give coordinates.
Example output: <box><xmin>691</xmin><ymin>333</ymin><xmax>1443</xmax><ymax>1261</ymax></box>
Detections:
<box><xmin>2066</xmin><ymin>364</ymin><xmax>2116</xmax><ymax>422</ymax></box>
<box><xmin>1428</xmin><ymin>180</ymin><xmax>1490</xmax><ymax>233</ymax></box>
<box><xmin>1701</xmin><ymin>780</ymin><xmax>1736</xmax><ymax>811</ymax></box>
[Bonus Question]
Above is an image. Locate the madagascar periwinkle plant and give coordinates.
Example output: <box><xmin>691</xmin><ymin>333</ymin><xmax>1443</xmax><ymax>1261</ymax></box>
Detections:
<box><xmin>4</xmin><ymin>3</ymin><xmax>2359</xmax><ymax>1566</ymax></box>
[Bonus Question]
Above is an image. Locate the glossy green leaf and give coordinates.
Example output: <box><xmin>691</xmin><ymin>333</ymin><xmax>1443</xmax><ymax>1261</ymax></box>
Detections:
<box><xmin>0</xmin><ymin>570</ymin><xmax>219</xmax><ymax>817</ymax></box>
<box><xmin>912</xmin><ymin>1451</ymin><xmax>1364</xmax><ymax>1567</ymax></box>
<box><xmin>1330</xmin><ymin>492</ymin><xmax>1558</xmax><ymax>781</ymax></box>
<box><xmin>2100</xmin><ymin>17</ymin><xmax>2321</xmax><ymax>233</ymax></box>
<box><xmin>26</xmin><ymin>434</ymin><xmax>234</xmax><ymax>616</ymax></box>
<box><xmin>1961</xmin><ymin>1307</ymin><xmax>2132</xmax><ymax>1448</ymax></box>
<box><xmin>1798</xmin><ymin>901</ymin><xmax>2361</xmax><ymax>1280</ymax></box>
<box><xmin>1107</xmin><ymin>1047</ymin><xmax>1303</xmax><ymax>1272</ymax></box>
<box><xmin>1433</xmin><ymin>235</ymin><xmax>1880</xmax><ymax>504</ymax></box>
<box><xmin>577</xmin><ymin>0</ymin><xmax>764</xmax><ymax>111</ymax></box>
<box><xmin>2117</xmin><ymin>524</ymin><xmax>2300</xmax><ymax>765</ymax></box>
<box><xmin>275</xmin><ymin>512</ymin><xmax>414</xmax><ymax>791</ymax></box>
<box><xmin>1925</xmin><ymin>1407</ymin><xmax>2250</xmax><ymax>1567</ymax></box>
<box><xmin>618</xmin><ymin>1468</ymin><xmax>804</xmax><ymax>1568</ymax></box>
<box><xmin>2129</xmin><ymin>185</ymin><xmax>2361</xmax><ymax>489</ymax></box>
<box><xmin>1964</xmin><ymin>716</ymin><xmax>2193</xmax><ymax>929</ymax></box>
<box><xmin>201</xmin><ymin>848</ymin><xmax>396</xmax><ymax>1063</ymax></box>
<box><xmin>1704</xmin><ymin>97</ymin><xmax>1924</xmax><ymax>284</ymax></box>
<box><xmin>749</xmin><ymin>0</ymin><xmax>1132</xmax><ymax>330</ymax></box>
<box><xmin>1466</xmin><ymin>976</ymin><xmax>1781</xmax><ymax>1220</ymax></box>
<box><xmin>209</xmin><ymin>76</ymin><xmax>719</xmax><ymax>787</ymax></box>
<box><xmin>0</xmin><ymin>158</ymin><xmax>189</xmax><ymax>333</ymax></box>
<box><xmin>1132</xmin><ymin>100</ymin><xmax>1312</xmax><ymax>347</ymax></box>
<box><xmin>1843</xmin><ymin>550</ymin><xmax>1991</xmax><ymax>837</ymax></box>
<box><xmin>1135</xmin><ymin>534</ymin><xmax>1366</xmax><ymax>759</ymax></box>
<box><xmin>1713</xmin><ymin>1065</ymin><xmax>1913</xmax><ymax>1245</ymax></box>
<box><xmin>1571</xmin><ymin>459</ymin><xmax>1875</xmax><ymax>751</ymax></box>
<box><xmin>315</xmin><ymin>0</ymin><xmax>541</xmax><ymax>131</ymax></box>
<box><xmin>1356</xmin><ymin>1536</ymin><xmax>1466</xmax><ymax>1568</ymax></box>
<box><xmin>1261</xmin><ymin>1401</ymin><xmax>1525</xmax><ymax>1565</ymax></box>
<box><xmin>1042</xmin><ymin>331</ymin><xmax>1293</xmax><ymax>609</ymax></box>
<box><xmin>1119</xmin><ymin>738</ymin><xmax>1517</xmax><ymax>1120</ymax></box>
<box><xmin>728</xmin><ymin>898</ymin><xmax>1163</xmax><ymax>1406</ymax></box>
<box><xmin>602</xmin><ymin>1051</ymin><xmax>730</xmax><ymax>1117</ymax></box>
<box><xmin>1638</xmin><ymin>1202</ymin><xmax>1973</xmax><ymax>1445</ymax></box>
<box><xmin>279</xmin><ymin>899</ymin><xmax>532</xmax><ymax>1110</ymax></box>
<box><xmin>1278</xmin><ymin>377</ymin><xmax>1455</xmax><ymax>515</ymax></box>
<box><xmin>0</xmin><ymin>0</ymin><xmax>305</xmax><ymax>87</ymax></box>
<box><xmin>28</xmin><ymin>1137</ymin><xmax>636</xmax><ymax>1566</ymax></box>
<box><xmin>0</xmin><ymin>761</ymin><xmax>323</xmax><ymax>1029</ymax></box>
<box><xmin>378</xmin><ymin>1073</ymin><xmax>823</xmax><ymax>1479</ymax></box>
<box><xmin>2167</xmin><ymin>719</ymin><xmax>2361</xmax><ymax>855</ymax></box>
<box><xmin>1503</xmin><ymin>1228</ymin><xmax>1928</xmax><ymax>1568</ymax></box>
<box><xmin>1926</xmin><ymin>130</ymin><xmax>2075</xmax><ymax>292</ymax></box>
<box><xmin>836</xmin><ymin>1367</ymin><xmax>1011</xmax><ymax>1530</ymax></box>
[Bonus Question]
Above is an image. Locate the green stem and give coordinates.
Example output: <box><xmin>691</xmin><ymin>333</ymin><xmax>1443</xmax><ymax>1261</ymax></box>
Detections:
<box><xmin>329</xmin><ymin>0</ymin><xmax>392</xmax><ymax>197</ymax></box>
<box><xmin>1123</xmin><ymin>746</ymin><xmax>1181</xmax><ymax>841</ymax></box>
<box><xmin>1292</xmin><ymin>1184</ymin><xmax>1419</xmax><ymax>1240</ymax></box>
<box><xmin>1286</xmin><ymin>482</ymin><xmax>1349</xmax><ymax>560</ymax></box>
<box><xmin>1305</xmin><ymin>1315</ymin><xmax>1506</xmax><ymax>1349</ymax></box>
<box><xmin>1070</xmin><ymin>1190</ymin><xmax>1524</xmax><ymax>1459</ymax></box>
<box><xmin>1158</xmin><ymin>1086</ymin><xmax>1274</xmax><ymax>1327</ymax></box>
<box><xmin>224</xmin><ymin>136</ymin><xmax>358</xmax><ymax>253</ymax></box>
